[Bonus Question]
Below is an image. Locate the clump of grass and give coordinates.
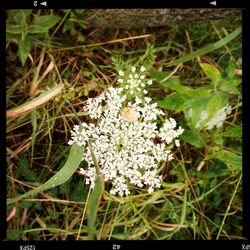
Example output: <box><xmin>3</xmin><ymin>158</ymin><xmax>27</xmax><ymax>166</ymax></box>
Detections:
<box><xmin>6</xmin><ymin>10</ymin><xmax>243</xmax><ymax>240</ymax></box>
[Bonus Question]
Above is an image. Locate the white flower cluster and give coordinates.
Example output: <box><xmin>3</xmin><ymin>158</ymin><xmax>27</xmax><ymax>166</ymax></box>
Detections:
<box><xmin>68</xmin><ymin>67</ymin><xmax>184</xmax><ymax>197</ymax></box>
<box><xmin>187</xmin><ymin>104</ymin><xmax>232</xmax><ymax>130</ymax></box>
<box><xmin>117</xmin><ymin>66</ymin><xmax>153</xmax><ymax>95</ymax></box>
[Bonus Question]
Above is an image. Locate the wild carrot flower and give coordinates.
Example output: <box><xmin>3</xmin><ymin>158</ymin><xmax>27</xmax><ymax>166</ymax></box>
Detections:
<box><xmin>187</xmin><ymin>104</ymin><xmax>232</xmax><ymax>130</ymax></box>
<box><xmin>68</xmin><ymin>65</ymin><xmax>184</xmax><ymax>196</ymax></box>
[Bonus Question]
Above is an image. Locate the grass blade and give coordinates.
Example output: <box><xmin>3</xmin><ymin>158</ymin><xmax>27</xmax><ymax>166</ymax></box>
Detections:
<box><xmin>167</xmin><ymin>26</ymin><xmax>241</xmax><ymax>66</ymax></box>
<box><xmin>87</xmin><ymin>174</ymin><xmax>104</xmax><ymax>240</ymax></box>
<box><xmin>7</xmin><ymin>83</ymin><xmax>64</xmax><ymax>118</ymax></box>
<box><xmin>86</xmin><ymin>141</ymin><xmax>104</xmax><ymax>240</ymax></box>
<box><xmin>7</xmin><ymin>144</ymin><xmax>84</xmax><ymax>205</ymax></box>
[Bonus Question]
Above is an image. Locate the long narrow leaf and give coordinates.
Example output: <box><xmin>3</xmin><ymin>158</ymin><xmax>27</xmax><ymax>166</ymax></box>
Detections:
<box><xmin>167</xmin><ymin>26</ymin><xmax>241</xmax><ymax>66</ymax></box>
<box><xmin>87</xmin><ymin>174</ymin><xmax>104</xmax><ymax>240</ymax></box>
<box><xmin>7</xmin><ymin>144</ymin><xmax>84</xmax><ymax>205</ymax></box>
<box><xmin>7</xmin><ymin>83</ymin><xmax>64</xmax><ymax>118</ymax></box>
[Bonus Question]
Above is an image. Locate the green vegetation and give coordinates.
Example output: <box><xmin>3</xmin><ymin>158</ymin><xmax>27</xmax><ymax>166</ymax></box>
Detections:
<box><xmin>6</xmin><ymin>10</ymin><xmax>242</xmax><ymax>240</ymax></box>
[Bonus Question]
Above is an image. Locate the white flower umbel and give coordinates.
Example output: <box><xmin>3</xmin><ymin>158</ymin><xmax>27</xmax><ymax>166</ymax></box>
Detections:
<box><xmin>68</xmin><ymin>70</ymin><xmax>184</xmax><ymax>196</ymax></box>
<box><xmin>205</xmin><ymin>104</ymin><xmax>232</xmax><ymax>130</ymax></box>
<box><xmin>118</xmin><ymin>66</ymin><xmax>153</xmax><ymax>95</ymax></box>
<box><xmin>187</xmin><ymin>104</ymin><xmax>232</xmax><ymax>130</ymax></box>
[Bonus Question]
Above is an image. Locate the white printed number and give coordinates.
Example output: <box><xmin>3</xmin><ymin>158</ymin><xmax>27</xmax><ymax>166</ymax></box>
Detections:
<box><xmin>20</xmin><ymin>245</ymin><xmax>35</xmax><ymax>250</ymax></box>
<box><xmin>33</xmin><ymin>1</ymin><xmax>38</xmax><ymax>6</ymax></box>
<box><xmin>112</xmin><ymin>244</ymin><xmax>121</xmax><ymax>250</ymax></box>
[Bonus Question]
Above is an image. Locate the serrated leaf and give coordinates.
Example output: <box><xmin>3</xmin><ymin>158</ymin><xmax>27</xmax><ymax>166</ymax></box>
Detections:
<box><xmin>7</xmin><ymin>144</ymin><xmax>84</xmax><ymax>205</ymax></box>
<box><xmin>158</xmin><ymin>93</ymin><xmax>190</xmax><ymax>111</ymax></box>
<box><xmin>29</xmin><ymin>15</ymin><xmax>60</xmax><ymax>34</ymax></box>
<box><xmin>18</xmin><ymin>35</ymin><xmax>32</xmax><ymax>66</ymax></box>
<box><xmin>221</xmin><ymin>126</ymin><xmax>242</xmax><ymax>138</ymax></box>
<box><xmin>200</xmin><ymin>63</ymin><xmax>221</xmax><ymax>85</ymax></box>
<box><xmin>181</xmin><ymin>130</ymin><xmax>206</xmax><ymax>148</ymax></box>
<box><xmin>208</xmin><ymin>150</ymin><xmax>242</xmax><ymax>170</ymax></box>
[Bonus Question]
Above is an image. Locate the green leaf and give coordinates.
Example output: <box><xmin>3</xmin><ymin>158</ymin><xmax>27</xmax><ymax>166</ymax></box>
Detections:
<box><xmin>187</xmin><ymin>105</ymin><xmax>203</xmax><ymax>129</ymax></box>
<box><xmin>150</xmin><ymin>70</ymin><xmax>171</xmax><ymax>81</ymax></box>
<box><xmin>10</xmin><ymin>10</ymin><xmax>32</xmax><ymax>24</ymax></box>
<box><xmin>29</xmin><ymin>15</ymin><xmax>60</xmax><ymax>34</ymax></box>
<box><xmin>19</xmin><ymin>157</ymin><xmax>39</xmax><ymax>182</ymax></box>
<box><xmin>7</xmin><ymin>144</ymin><xmax>84</xmax><ymax>205</ymax></box>
<box><xmin>62</xmin><ymin>19</ymin><xmax>74</xmax><ymax>33</ymax></box>
<box><xmin>7</xmin><ymin>229</ymin><xmax>21</xmax><ymax>240</ymax></box>
<box><xmin>158</xmin><ymin>92</ymin><xmax>190</xmax><ymax>111</ymax></box>
<box><xmin>6</xmin><ymin>25</ymin><xmax>22</xmax><ymax>34</ymax></box>
<box><xmin>77</xmin><ymin>32</ymin><xmax>85</xmax><ymax>43</ymax></box>
<box><xmin>181</xmin><ymin>130</ymin><xmax>206</xmax><ymax>148</ymax></box>
<box><xmin>87</xmin><ymin>175</ymin><xmax>104</xmax><ymax>240</ymax></box>
<box><xmin>203</xmin><ymin>92</ymin><xmax>228</xmax><ymax>123</ymax></box>
<box><xmin>221</xmin><ymin>126</ymin><xmax>242</xmax><ymax>138</ymax></box>
<box><xmin>160</xmin><ymin>78</ymin><xmax>192</xmax><ymax>93</ymax></box>
<box><xmin>208</xmin><ymin>150</ymin><xmax>242</xmax><ymax>170</ymax></box>
<box><xmin>219</xmin><ymin>78</ymin><xmax>240</xmax><ymax>95</ymax></box>
<box><xmin>213</xmin><ymin>134</ymin><xmax>224</xmax><ymax>146</ymax></box>
<box><xmin>225</xmin><ymin>59</ymin><xmax>237</xmax><ymax>79</ymax></box>
<box><xmin>18</xmin><ymin>35</ymin><xmax>32</xmax><ymax>66</ymax></box>
<box><xmin>200</xmin><ymin>63</ymin><xmax>221</xmax><ymax>86</ymax></box>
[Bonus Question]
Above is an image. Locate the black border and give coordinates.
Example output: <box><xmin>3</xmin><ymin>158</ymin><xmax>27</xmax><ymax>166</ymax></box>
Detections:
<box><xmin>1</xmin><ymin>9</ymin><xmax>7</xmax><ymax>242</ymax></box>
<box><xmin>2</xmin><ymin>4</ymin><xmax>250</xmax><ymax>249</ymax></box>
<box><xmin>0</xmin><ymin>239</ymin><xmax>250</xmax><ymax>249</ymax></box>
<box><xmin>242</xmin><ymin>8</ymin><xmax>250</xmax><ymax>241</ymax></box>
<box><xmin>0</xmin><ymin>0</ymin><xmax>246</xmax><ymax>9</ymax></box>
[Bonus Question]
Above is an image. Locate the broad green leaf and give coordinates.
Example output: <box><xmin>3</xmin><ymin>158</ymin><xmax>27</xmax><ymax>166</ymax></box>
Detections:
<box><xmin>18</xmin><ymin>35</ymin><xmax>32</xmax><ymax>66</ymax></box>
<box><xmin>150</xmin><ymin>70</ymin><xmax>171</xmax><ymax>81</ymax></box>
<box><xmin>87</xmin><ymin>174</ymin><xmax>104</xmax><ymax>240</ymax></box>
<box><xmin>29</xmin><ymin>15</ymin><xmax>60</xmax><ymax>34</ymax></box>
<box><xmin>181</xmin><ymin>130</ymin><xmax>206</xmax><ymax>148</ymax></box>
<box><xmin>167</xmin><ymin>27</ymin><xmax>242</xmax><ymax>66</ymax></box>
<box><xmin>208</xmin><ymin>150</ymin><xmax>242</xmax><ymax>170</ymax></box>
<box><xmin>160</xmin><ymin>78</ymin><xmax>192</xmax><ymax>93</ymax></box>
<box><xmin>221</xmin><ymin>125</ymin><xmax>242</xmax><ymax>138</ymax></box>
<box><xmin>7</xmin><ymin>144</ymin><xmax>84</xmax><ymax>205</ymax></box>
<box><xmin>188</xmin><ymin>105</ymin><xmax>203</xmax><ymax>129</ymax></box>
<box><xmin>158</xmin><ymin>93</ymin><xmax>190</xmax><ymax>111</ymax></box>
<box><xmin>200</xmin><ymin>63</ymin><xmax>221</xmax><ymax>85</ymax></box>
<box><xmin>220</xmin><ymin>78</ymin><xmax>240</xmax><ymax>95</ymax></box>
<box><xmin>203</xmin><ymin>92</ymin><xmax>228</xmax><ymax>123</ymax></box>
